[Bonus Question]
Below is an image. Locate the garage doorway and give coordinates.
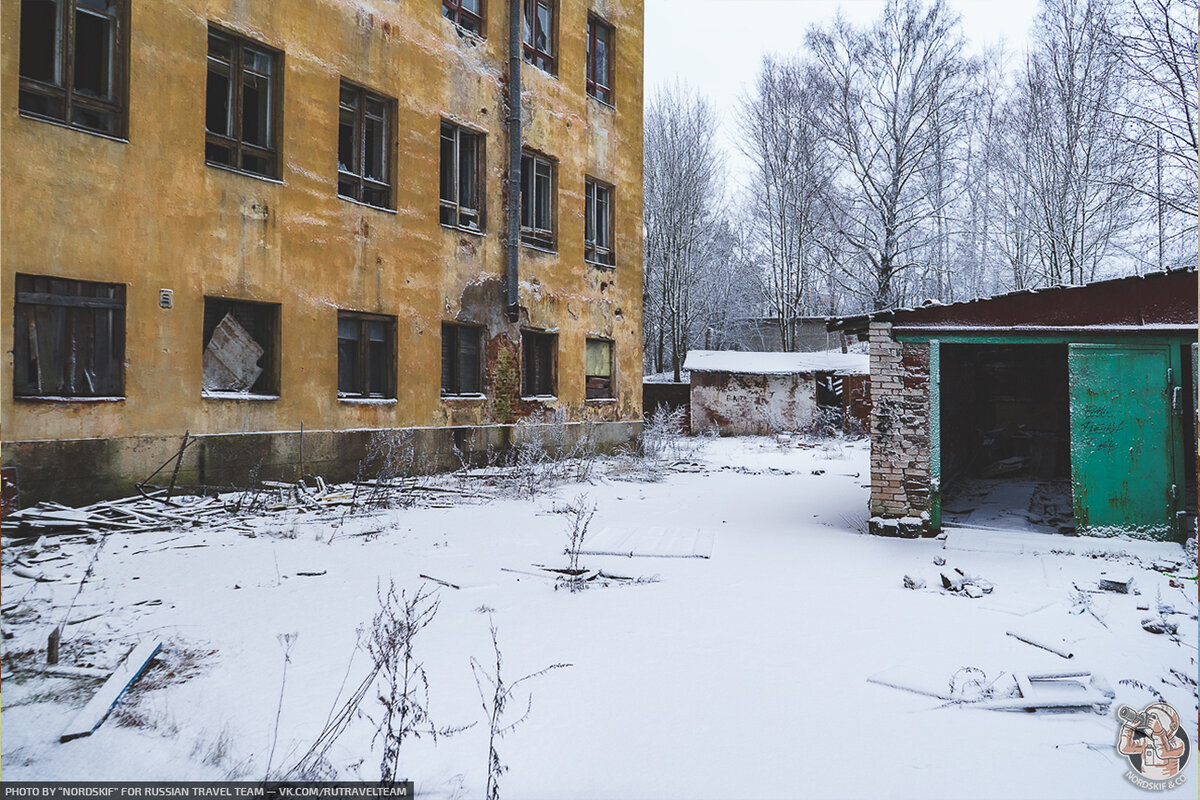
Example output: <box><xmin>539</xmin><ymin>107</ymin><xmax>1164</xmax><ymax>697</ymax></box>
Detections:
<box><xmin>939</xmin><ymin>344</ymin><xmax>1073</xmax><ymax>533</ymax></box>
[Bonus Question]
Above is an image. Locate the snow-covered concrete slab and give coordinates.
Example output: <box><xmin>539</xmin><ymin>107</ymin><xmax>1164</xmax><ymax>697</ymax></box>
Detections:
<box><xmin>683</xmin><ymin>349</ymin><xmax>869</xmax><ymax>375</ymax></box>
<box><xmin>579</xmin><ymin>526</ymin><xmax>715</xmax><ymax>558</ymax></box>
<box><xmin>944</xmin><ymin>527</ymin><xmax>1188</xmax><ymax>560</ymax></box>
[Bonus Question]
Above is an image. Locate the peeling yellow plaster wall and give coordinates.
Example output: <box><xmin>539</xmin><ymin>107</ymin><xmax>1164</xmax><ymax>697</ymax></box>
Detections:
<box><xmin>1</xmin><ymin>0</ymin><xmax>644</xmax><ymax>444</ymax></box>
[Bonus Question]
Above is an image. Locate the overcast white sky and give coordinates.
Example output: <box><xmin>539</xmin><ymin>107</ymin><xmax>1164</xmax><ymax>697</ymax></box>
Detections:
<box><xmin>644</xmin><ymin>0</ymin><xmax>1043</xmax><ymax>189</ymax></box>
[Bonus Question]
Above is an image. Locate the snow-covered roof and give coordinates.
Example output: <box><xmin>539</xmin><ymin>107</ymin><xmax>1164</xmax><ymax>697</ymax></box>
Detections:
<box><xmin>682</xmin><ymin>350</ymin><xmax>869</xmax><ymax>376</ymax></box>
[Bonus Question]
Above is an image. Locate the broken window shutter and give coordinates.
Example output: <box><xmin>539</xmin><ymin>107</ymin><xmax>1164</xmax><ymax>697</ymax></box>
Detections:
<box><xmin>458</xmin><ymin>328</ymin><xmax>480</xmax><ymax>394</ymax></box>
<box><xmin>441</xmin><ymin>327</ymin><xmax>455</xmax><ymax>393</ymax></box>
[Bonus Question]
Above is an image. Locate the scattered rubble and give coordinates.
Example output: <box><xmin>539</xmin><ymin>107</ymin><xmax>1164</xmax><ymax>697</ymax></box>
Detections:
<box><xmin>1141</xmin><ymin>617</ymin><xmax>1178</xmax><ymax>635</ymax></box>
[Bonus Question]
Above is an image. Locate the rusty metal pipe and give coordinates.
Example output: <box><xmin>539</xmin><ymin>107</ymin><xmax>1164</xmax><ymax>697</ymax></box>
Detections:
<box><xmin>506</xmin><ymin>0</ymin><xmax>522</xmax><ymax>322</ymax></box>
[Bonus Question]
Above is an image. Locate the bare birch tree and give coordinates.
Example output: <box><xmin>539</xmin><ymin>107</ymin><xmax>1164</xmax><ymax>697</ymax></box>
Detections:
<box><xmin>643</xmin><ymin>83</ymin><xmax>726</xmax><ymax>379</ymax></box>
<box><xmin>1002</xmin><ymin>0</ymin><xmax>1139</xmax><ymax>286</ymax></box>
<box><xmin>1107</xmin><ymin>0</ymin><xmax>1198</xmax><ymax>267</ymax></box>
<box><xmin>806</xmin><ymin>0</ymin><xmax>971</xmax><ymax>310</ymax></box>
<box><xmin>738</xmin><ymin>56</ymin><xmax>839</xmax><ymax>346</ymax></box>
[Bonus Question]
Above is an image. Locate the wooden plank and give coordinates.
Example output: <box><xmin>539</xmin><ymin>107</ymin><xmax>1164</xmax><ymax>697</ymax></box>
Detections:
<box><xmin>202</xmin><ymin>313</ymin><xmax>264</xmax><ymax>392</ymax></box>
<box><xmin>60</xmin><ymin>640</ymin><xmax>161</xmax><ymax>742</ymax></box>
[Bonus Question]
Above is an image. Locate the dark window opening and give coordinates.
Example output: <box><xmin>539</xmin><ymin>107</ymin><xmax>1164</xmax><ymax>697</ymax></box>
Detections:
<box><xmin>585</xmin><ymin>178</ymin><xmax>614</xmax><ymax>265</ymax></box>
<box><xmin>522</xmin><ymin>0</ymin><xmax>555</xmax><ymax>73</ymax></box>
<box><xmin>13</xmin><ymin>274</ymin><xmax>125</xmax><ymax>398</ymax></box>
<box><xmin>338</xmin><ymin>311</ymin><xmax>396</xmax><ymax>399</ymax></box>
<box><xmin>440</xmin><ymin>122</ymin><xmax>483</xmax><ymax>230</ymax></box>
<box><xmin>940</xmin><ymin>344</ymin><xmax>1072</xmax><ymax>533</ymax></box>
<box><xmin>585</xmin><ymin>338</ymin><xmax>613</xmax><ymax>400</ymax></box>
<box><xmin>520</xmin><ymin>151</ymin><xmax>555</xmax><ymax>249</ymax></box>
<box><xmin>442</xmin><ymin>0</ymin><xmax>483</xmax><ymax>35</ymax></box>
<box><xmin>19</xmin><ymin>0</ymin><xmax>126</xmax><ymax>136</ymax></box>
<box><xmin>441</xmin><ymin>323</ymin><xmax>483</xmax><ymax>396</ymax></box>
<box><xmin>522</xmin><ymin>331</ymin><xmax>557</xmax><ymax>396</ymax></box>
<box><xmin>206</xmin><ymin>27</ymin><xmax>280</xmax><ymax>179</ymax></box>
<box><xmin>338</xmin><ymin>81</ymin><xmax>394</xmax><ymax>209</ymax></box>
<box><xmin>586</xmin><ymin>15</ymin><xmax>613</xmax><ymax>104</ymax></box>
<box><xmin>815</xmin><ymin>372</ymin><xmax>843</xmax><ymax>408</ymax></box>
<box><xmin>202</xmin><ymin>297</ymin><xmax>279</xmax><ymax>395</ymax></box>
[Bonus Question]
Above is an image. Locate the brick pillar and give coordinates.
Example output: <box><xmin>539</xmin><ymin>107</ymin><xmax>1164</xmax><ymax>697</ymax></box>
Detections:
<box><xmin>868</xmin><ymin>322</ymin><xmax>933</xmax><ymax>537</ymax></box>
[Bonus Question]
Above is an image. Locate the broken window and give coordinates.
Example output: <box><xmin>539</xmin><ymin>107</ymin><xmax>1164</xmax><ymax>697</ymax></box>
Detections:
<box><xmin>19</xmin><ymin>0</ymin><xmax>127</xmax><ymax>136</ymax></box>
<box><xmin>442</xmin><ymin>0</ymin><xmax>483</xmax><ymax>35</ymax></box>
<box><xmin>520</xmin><ymin>151</ymin><xmax>555</xmax><ymax>249</ymax></box>
<box><xmin>13</xmin><ymin>274</ymin><xmax>125</xmax><ymax>398</ymax></box>
<box><xmin>586</xmin><ymin>15</ymin><xmax>613</xmax><ymax>104</ymax></box>
<box><xmin>205</xmin><ymin>27</ymin><xmax>280</xmax><ymax>179</ymax></box>
<box><xmin>338</xmin><ymin>81</ymin><xmax>393</xmax><ymax>209</ymax></box>
<box><xmin>585</xmin><ymin>338</ymin><xmax>613</xmax><ymax>400</ymax></box>
<box><xmin>440</xmin><ymin>122</ymin><xmax>483</xmax><ymax>230</ymax></box>
<box><xmin>585</xmin><ymin>178</ymin><xmax>614</xmax><ymax>266</ymax></box>
<box><xmin>441</xmin><ymin>323</ymin><xmax>483</xmax><ymax>396</ymax></box>
<box><xmin>522</xmin><ymin>331</ymin><xmax>557</xmax><ymax>397</ymax></box>
<box><xmin>338</xmin><ymin>311</ymin><xmax>395</xmax><ymax>399</ymax></box>
<box><xmin>522</xmin><ymin>0</ymin><xmax>555</xmax><ymax>74</ymax></box>
<box><xmin>202</xmin><ymin>298</ymin><xmax>279</xmax><ymax>396</ymax></box>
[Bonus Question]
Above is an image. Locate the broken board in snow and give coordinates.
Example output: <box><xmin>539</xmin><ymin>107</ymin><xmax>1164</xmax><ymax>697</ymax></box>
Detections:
<box><xmin>577</xmin><ymin>527</ymin><xmax>715</xmax><ymax>559</ymax></box>
<box><xmin>975</xmin><ymin>671</ymin><xmax>1111</xmax><ymax>711</ymax></box>
<box><xmin>60</xmin><ymin>640</ymin><xmax>161</xmax><ymax>742</ymax></box>
<box><xmin>202</xmin><ymin>313</ymin><xmax>263</xmax><ymax>392</ymax></box>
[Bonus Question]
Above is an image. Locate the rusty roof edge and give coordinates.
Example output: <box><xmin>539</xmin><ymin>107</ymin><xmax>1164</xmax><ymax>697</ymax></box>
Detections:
<box><xmin>827</xmin><ymin>268</ymin><xmax>1197</xmax><ymax>332</ymax></box>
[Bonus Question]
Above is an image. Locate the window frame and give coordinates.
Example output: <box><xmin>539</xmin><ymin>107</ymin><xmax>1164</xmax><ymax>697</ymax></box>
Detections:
<box><xmin>521</xmin><ymin>330</ymin><xmax>557</xmax><ymax>397</ymax></box>
<box><xmin>337</xmin><ymin>310</ymin><xmax>397</xmax><ymax>400</ymax></box>
<box><xmin>522</xmin><ymin>0</ymin><xmax>556</xmax><ymax>74</ymax></box>
<box><xmin>12</xmin><ymin>274</ymin><xmax>126</xmax><ymax>399</ymax></box>
<box><xmin>440</xmin><ymin>322</ymin><xmax>485</xmax><ymax>397</ymax></box>
<box><xmin>201</xmin><ymin>297</ymin><xmax>281</xmax><ymax>397</ymax></box>
<box><xmin>337</xmin><ymin>80</ymin><xmax>395</xmax><ymax>210</ymax></box>
<box><xmin>442</xmin><ymin>0</ymin><xmax>484</xmax><ymax>36</ymax></box>
<box><xmin>520</xmin><ymin>150</ymin><xmax>556</xmax><ymax>250</ymax></box>
<box><xmin>440</xmin><ymin>121</ymin><xmax>485</xmax><ymax>232</ymax></box>
<box><xmin>585</xmin><ymin>177</ymin><xmax>615</xmax><ymax>266</ymax></box>
<box><xmin>585</xmin><ymin>337</ymin><xmax>614</xmax><ymax>400</ymax></box>
<box><xmin>205</xmin><ymin>25</ymin><xmax>283</xmax><ymax>180</ymax></box>
<box><xmin>586</xmin><ymin>14</ymin><xmax>614</xmax><ymax>105</ymax></box>
<box><xmin>18</xmin><ymin>0</ymin><xmax>129</xmax><ymax>138</ymax></box>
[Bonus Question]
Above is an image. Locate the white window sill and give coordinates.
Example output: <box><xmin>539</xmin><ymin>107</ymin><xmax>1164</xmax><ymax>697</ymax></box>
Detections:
<box><xmin>18</xmin><ymin>112</ymin><xmax>130</xmax><ymax>144</ymax></box>
<box><xmin>441</xmin><ymin>222</ymin><xmax>486</xmax><ymax>237</ymax></box>
<box><xmin>15</xmin><ymin>395</ymin><xmax>125</xmax><ymax>403</ymax></box>
<box><xmin>520</xmin><ymin>395</ymin><xmax>558</xmax><ymax>402</ymax></box>
<box><xmin>205</xmin><ymin>161</ymin><xmax>285</xmax><ymax>185</ymax></box>
<box><xmin>338</xmin><ymin>396</ymin><xmax>398</xmax><ymax>405</ymax></box>
<box><xmin>442</xmin><ymin>393</ymin><xmax>487</xmax><ymax>401</ymax></box>
<box><xmin>521</xmin><ymin>241</ymin><xmax>558</xmax><ymax>255</ymax></box>
<box><xmin>338</xmin><ymin>195</ymin><xmax>397</xmax><ymax>215</ymax></box>
<box><xmin>202</xmin><ymin>391</ymin><xmax>279</xmax><ymax>401</ymax></box>
<box><xmin>588</xmin><ymin>94</ymin><xmax>617</xmax><ymax>112</ymax></box>
<box><xmin>586</xmin><ymin>397</ymin><xmax>617</xmax><ymax>403</ymax></box>
<box><xmin>586</xmin><ymin>259</ymin><xmax>616</xmax><ymax>270</ymax></box>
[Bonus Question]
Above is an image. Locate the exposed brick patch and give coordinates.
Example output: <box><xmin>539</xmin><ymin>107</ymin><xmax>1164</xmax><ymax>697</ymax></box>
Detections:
<box><xmin>868</xmin><ymin>322</ymin><xmax>933</xmax><ymax>535</ymax></box>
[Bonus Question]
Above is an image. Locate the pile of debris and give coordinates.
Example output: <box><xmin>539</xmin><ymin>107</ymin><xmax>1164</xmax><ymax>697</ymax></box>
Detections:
<box><xmin>1</xmin><ymin>477</ymin><xmax>480</xmax><ymax>544</ymax></box>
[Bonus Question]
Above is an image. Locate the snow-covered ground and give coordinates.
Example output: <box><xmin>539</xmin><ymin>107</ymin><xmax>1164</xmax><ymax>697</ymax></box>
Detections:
<box><xmin>2</xmin><ymin>436</ymin><xmax>1196</xmax><ymax>799</ymax></box>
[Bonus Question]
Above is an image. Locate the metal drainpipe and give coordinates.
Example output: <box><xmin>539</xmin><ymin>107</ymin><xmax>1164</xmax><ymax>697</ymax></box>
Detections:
<box><xmin>505</xmin><ymin>0</ymin><xmax>522</xmax><ymax>322</ymax></box>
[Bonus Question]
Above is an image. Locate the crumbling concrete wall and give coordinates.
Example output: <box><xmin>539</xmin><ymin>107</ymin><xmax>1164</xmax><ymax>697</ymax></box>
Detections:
<box><xmin>1</xmin><ymin>0</ymin><xmax>645</xmax><ymax>504</ymax></box>
<box><xmin>689</xmin><ymin>371</ymin><xmax>817</xmax><ymax>435</ymax></box>
<box><xmin>4</xmin><ymin>420</ymin><xmax>642</xmax><ymax>507</ymax></box>
<box><xmin>868</xmin><ymin>322</ymin><xmax>933</xmax><ymax>536</ymax></box>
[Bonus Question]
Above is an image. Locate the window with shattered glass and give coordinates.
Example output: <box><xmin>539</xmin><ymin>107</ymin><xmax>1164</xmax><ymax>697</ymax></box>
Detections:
<box><xmin>18</xmin><ymin>0</ymin><xmax>128</xmax><ymax>137</ymax></box>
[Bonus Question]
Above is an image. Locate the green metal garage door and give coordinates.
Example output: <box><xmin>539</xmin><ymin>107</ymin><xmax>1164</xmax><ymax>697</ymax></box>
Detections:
<box><xmin>1068</xmin><ymin>343</ymin><xmax>1177</xmax><ymax>539</ymax></box>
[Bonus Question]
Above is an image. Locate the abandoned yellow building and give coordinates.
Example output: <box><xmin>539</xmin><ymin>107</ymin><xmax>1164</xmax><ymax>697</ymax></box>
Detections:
<box><xmin>1</xmin><ymin>0</ymin><xmax>645</xmax><ymax>505</ymax></box>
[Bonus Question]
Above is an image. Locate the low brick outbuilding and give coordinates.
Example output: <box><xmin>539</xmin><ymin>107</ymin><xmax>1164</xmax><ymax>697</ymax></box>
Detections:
<box><xmin>682</xmin><ymin>350</ymin><xmax>870</xmax><ymax>436</ymax></box>
<box><xmin>831</xmin><ymin>269</ymin><xmax>1198</xmax><ymax>542</ymax></box>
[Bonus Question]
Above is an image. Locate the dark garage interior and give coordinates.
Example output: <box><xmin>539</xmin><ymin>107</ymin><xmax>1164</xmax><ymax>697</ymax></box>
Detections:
<box><xmin>940</xmin><ymin>344</ymin><xmax>1074</xmax><ymax>533</ymax></box>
